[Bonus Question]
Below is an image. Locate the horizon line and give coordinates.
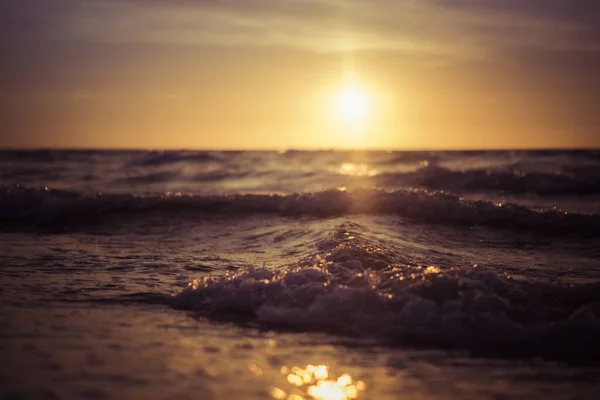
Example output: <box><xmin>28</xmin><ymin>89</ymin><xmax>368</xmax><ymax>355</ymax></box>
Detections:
<box><xmin>1</xmin><ymin>146</ymin><xmax>600</xmax><ymax>152</ymax></box>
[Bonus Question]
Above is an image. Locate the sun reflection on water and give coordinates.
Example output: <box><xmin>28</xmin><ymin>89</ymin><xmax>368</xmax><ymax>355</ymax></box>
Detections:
<box><xmin>271</xmin><ymin>364</ymin><xmax>365</xmax><ymax>400</ymax></box>
<box><xmin>336</xmin><ymin>162</ymin><xmax>377</xmax><ymax>177</ymax></box>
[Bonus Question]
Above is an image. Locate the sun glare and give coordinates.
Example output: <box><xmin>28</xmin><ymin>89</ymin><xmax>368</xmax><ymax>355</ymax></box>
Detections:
<box><xmin>271</xmin><ymin>364</ymin><xmax>366</xmax><ymax>400</ymax></box>
<box><xmin>335</xmin><ymin>87</ymin><xmax>370</xmax><ymax>122</ymax></box>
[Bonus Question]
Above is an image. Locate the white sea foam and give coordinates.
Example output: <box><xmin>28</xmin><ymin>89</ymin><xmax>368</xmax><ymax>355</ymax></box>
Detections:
<box><xmin>171</xmin><ymin>228</ymin><xmax>600</xmax><ymax>362</ymax></box>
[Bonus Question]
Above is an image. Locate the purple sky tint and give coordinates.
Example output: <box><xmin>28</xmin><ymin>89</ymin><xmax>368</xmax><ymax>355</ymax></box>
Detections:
<box><xmin>1</xmin><ymin>0</ymin><xmax>599</xmax><ymax>148</ymax></box>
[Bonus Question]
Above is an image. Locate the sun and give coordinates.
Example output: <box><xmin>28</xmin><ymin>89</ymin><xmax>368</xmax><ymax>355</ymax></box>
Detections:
<box><xmin>335</xmin><ymin>87</ymin><xmax>370</xmax><ymax>122</ymax></box>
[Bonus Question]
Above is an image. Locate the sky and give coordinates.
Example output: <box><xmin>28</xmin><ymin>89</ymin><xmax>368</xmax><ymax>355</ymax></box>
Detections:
<box><xmin>1</xmin><ymin>0</ymin><xmax>599</xmax><ymax>149</ymax></box>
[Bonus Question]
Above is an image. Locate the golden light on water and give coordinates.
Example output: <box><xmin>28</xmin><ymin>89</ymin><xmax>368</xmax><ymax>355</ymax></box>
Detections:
<box><xmin>336</xmin><ymin>162</ymin><xmax>378</xmax><ymax>177</ymax></box>
<box><xmin>271</xmin><ymin>364</ymin><xmax>365</xmax><ymax>400</ymax></box>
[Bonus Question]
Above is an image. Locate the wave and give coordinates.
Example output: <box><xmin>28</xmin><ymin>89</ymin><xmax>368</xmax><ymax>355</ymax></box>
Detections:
<box><xmin>116</xmin><ymin>170</ymin><xmax>257</xmax><ymax>184</ymax></box>
<box><xmin>3</xmin><ymin>150</ymin><xmax>600</xmax><ymax>196</ymax></box>
<box><xmin>171</xmin><ymin>228</ymin><xmax>600</xmax><ymax>363</ymax></box>
<box><xmin>1</xmin><ymin>185</ymin><xmax>598</xmax><ymax>234</ymax></box>
<box><xmin>126</xmin><ymin>151</ymin><xmax>221</xmax><ymax>167</ymax></box>
<box><xmin>117</xmin><ymin>171</ymin><xmax>181</xmax><ymax>184</ymax></box>
<box><xmin>371</xmin><ymin>152</ymin><xmax>442</xmax><ymax>166</ymax></box>
<box><xmin>0</xmin><ymin>167</ymin><xmax>65</xmax><ymax>180</ymax></box>
<box><xmin>370</xmin><ymin>165</ymin><xmax>600</xmax><ymax>195</ymax></box>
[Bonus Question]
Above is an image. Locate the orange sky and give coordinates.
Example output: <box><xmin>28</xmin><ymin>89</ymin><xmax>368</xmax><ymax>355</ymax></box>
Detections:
<box><xmin>1</xmin><ymin>0</ymin><xmax>599</xmax><ymax>149</ymax></box>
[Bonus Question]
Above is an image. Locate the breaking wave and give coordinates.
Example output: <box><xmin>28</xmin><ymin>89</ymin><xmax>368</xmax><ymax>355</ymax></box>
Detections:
<box><xmin>117</xmin><ymin>162</ymin><xmax>600</xmax><ymax>195</ymax></box>
<box><xmin>370</xmin><ymin>165</ymin><xmax>600</xmax><ymax>195</ymax></box>
<box><xmin>171</xmin><ymin>227</ymin><xmax>600</xmax><ymax>362</ymax></box>
<box><xmin>1</xmin><ymin>185</ymin><xmax>598</xmax><ymax>234</ymax></box>
<box><xmin>125</xmin><ymin>150</ymin><xmax>221</xmax><ymax>167</ymax></box>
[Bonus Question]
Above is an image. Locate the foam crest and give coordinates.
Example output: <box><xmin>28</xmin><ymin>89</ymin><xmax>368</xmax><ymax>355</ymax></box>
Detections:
<box><xmin>172</xmin><ymin>232</ymin><xmax>600</xmax><ymax>362</ymax></box>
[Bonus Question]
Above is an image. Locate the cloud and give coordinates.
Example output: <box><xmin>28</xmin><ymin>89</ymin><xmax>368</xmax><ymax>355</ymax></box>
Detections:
<box><xmin>2</xmin><ymin>0</ymin><xmax>599</xmax><ymax>62</ymax></box>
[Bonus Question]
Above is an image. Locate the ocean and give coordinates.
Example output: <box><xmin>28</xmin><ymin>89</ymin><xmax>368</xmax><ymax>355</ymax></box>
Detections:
<box><xmin>1</xmin><ymin>149</ymin><xmax>600</xmax><ymax>399</ymax></box>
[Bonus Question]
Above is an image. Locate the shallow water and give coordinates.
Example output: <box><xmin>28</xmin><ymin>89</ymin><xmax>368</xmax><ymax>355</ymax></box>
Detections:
<box><xmin>1</xmin><ymin>150</ymin><xmax>600</xmax><ymax>399</ymax></box>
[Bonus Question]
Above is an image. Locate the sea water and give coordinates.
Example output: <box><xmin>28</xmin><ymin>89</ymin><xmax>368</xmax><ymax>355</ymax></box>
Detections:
<box><xmin>1</xmin><ymin>150</ymin><xmax>599</xmax><ymax>399</ymax></box>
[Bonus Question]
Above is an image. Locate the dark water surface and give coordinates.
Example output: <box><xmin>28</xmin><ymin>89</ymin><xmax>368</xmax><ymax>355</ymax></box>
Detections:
<box><xmin>1</xmin><ymin>150</ymin><xmax>600</xmax><ymax>399</ymax></box>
